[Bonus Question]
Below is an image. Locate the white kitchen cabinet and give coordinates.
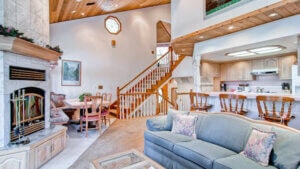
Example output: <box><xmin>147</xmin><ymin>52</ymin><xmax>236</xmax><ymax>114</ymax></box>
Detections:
<box><xmin>279</xmin><ymin>55</ymin><xmax>296</xmax><ymax>79</ymax></box>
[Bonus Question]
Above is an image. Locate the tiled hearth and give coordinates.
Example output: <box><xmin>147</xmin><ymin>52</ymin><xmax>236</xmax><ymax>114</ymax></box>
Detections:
<box><xmin>0</xmin><ymin>51</ymin><xmax>51</xmax><ymax>147</ymax></box>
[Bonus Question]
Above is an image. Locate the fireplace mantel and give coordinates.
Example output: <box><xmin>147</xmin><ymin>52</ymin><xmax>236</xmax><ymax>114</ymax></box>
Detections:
<box><xmin>0</xmin><ymin>35</ymin><xmax>61</xmax><ymax>61</ymax></box>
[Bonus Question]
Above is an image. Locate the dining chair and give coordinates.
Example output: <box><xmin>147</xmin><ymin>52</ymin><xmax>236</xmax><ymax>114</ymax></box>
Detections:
<box><xmin>80</xmin><ymin>95</ymin><xmax>103</xmax><ymax>137</ymax></box>
<box><xmin>101</xmin><ymin>93</ymin><xmax>112</xmax><ymax>125</ymax></box>
<box><xmin>219</xmin><ymin>93</ymin><xmax>247</xmax><ymax>115</ymax></box>
<box><xmin>256</xmin><ymin>95</ymin><xmax>294</xmax><ymax>126</ymax></box>
<box><xmin>189</xmin><ymin>89</ymin><xmax>212</xmax><ymax>112</ymax></box>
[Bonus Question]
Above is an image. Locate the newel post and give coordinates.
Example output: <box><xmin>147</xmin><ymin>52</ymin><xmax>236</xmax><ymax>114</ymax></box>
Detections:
<box><xmin>117</xmin><ymin>87</ymin><xmax>120</xmax><ymax>119</ymax></box>
<box><xmin>169</xmin><ymin>46</ymin><xmax>173</xmax><ymax>70</ymax></box>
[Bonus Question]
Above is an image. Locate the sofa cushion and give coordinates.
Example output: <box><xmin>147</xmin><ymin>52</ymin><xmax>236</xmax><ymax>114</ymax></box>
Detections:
<box><xmin>165</xmin><ymin>109</ymin><xmax>189</xmax><ymax>130</ymax></box>
<box><xmin>241</xmin><ymin>128</ymin><xmax>277</xmax><ymax>166</ymax></box>
<box><xmin>50</xmin><ymin>92</ymin><xmax>66</xmax><ymax>108</ymax></box>
<box><xmin>146</xmin><ymin>116</ymin><xmax>168</xmax><ymax>131</ymax></box>
<box><xmin>197</xmin><ymin>114</ymin><xmax>251</xmax><ymax>153</ymax></box>
<box><xmin>173</xmin><ymin>140</ymin><xmax>236</xmax><ymax>169</ymax></box>
<box><xmin>270</xmin><ymin>127</ymin><xmax>300</xmax><ymax>169</ymax></box>
<box><xmin>144</xmin><ymin>130</ymin><xmax>194</xmax><ymax>152</ymax></box>
<box><xmin>213</xmin><ymin>154</ymin><xmax>277</xmax><ymax>169</ymax></box>
<box><xmin>171</xmin><ymin>115</ymin><xmax>197</xmax><ymax>137</ymax></box>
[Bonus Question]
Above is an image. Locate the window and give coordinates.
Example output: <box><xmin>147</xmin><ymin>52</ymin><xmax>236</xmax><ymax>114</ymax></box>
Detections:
<box><xmin>105</xmin><ymin>16</ymin><xmax>121</xmax><ymax>34</ymax></box>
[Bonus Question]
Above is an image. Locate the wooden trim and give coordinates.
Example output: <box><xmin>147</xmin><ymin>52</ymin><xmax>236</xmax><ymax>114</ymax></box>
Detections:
<box><xmin>0</xmin><ymin>36</ymin><xmax>62</xmax><ymax>61</ymax></box>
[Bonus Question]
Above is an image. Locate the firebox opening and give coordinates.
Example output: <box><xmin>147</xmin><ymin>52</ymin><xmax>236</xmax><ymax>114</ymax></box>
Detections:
<box><xmin>10</xmin><ymin>87</ymin><xmax>45</xmax><ymax>141</ymax></box>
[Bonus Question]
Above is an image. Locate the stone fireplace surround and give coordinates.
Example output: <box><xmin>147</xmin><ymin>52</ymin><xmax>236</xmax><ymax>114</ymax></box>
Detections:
<box><xmin>0</xmin><ymin>51</ymin><xmax>51</xmax><ymax>147</ymax></box>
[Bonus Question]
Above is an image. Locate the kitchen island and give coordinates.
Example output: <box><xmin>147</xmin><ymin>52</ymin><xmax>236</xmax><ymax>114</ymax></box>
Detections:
<box><xmin>177</xmin><ymin>91</ymin><xmax>300</xmax><ymax>130</ymax></box>
<box><xmin>205</xmin><ymin>92</ymin><xmax>300</xmax><ymax>130</ymax></box>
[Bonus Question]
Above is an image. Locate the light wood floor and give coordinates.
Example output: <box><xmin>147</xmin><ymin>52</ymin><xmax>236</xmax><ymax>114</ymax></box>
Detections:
<box><xmin>69</xmin><ymin>117</ymin><xmax>148</xmax><ymax>169</ymax></box>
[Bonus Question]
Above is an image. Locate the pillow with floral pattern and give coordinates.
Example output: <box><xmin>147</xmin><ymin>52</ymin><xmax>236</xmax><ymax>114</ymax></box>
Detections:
<box><xmin>241</xmin><ymin>128</ymin><xmax>277</xmax><ymax>166</ymax></box>
<box><xmin>171</xmin><ymin>114</ymin><xmax>197</xmax><ymax>137</ymax></box>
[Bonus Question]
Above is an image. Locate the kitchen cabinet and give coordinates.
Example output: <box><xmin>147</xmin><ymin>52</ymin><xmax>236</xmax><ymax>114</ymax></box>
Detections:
<box><xmin>201</xmin><ymin>62</ymin><xmax>220</xmax><ymax>77</ymax></box>
<box><xmin>279</xmin><ymin>55</ymin><xmax>296</xmax><ymax>79</ymax></box>
<box><xmin>220</xmin><ymin>61</ymin><xmax>252</xmax><ymax>81</ymax></box>
<box><xmin>252</xmin><ymin>58</ymin><xmax>278</xmax><ymax>70</ymax></box>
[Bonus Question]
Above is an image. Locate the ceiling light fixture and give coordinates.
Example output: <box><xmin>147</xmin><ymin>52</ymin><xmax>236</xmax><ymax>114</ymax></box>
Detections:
<box><xmin>228</xmin><ymin>26</ymin><xmax>234</xmax><ymax>30</ymax></box>
<box><xmin>226</xmin><ymin>51</ymin><xmax>255</xmax><ymax>57</ymax></box>
<box><xmin>268</xmin><ymin>13</ymin><xmax>278</xmax><ymax>17</ymax></box>
<box><xmin>199</xmin><ymin>36</ymin><xmax>204</xmax><ymax>39</ymax></box>
<box><xmin>226</xmin><ymin>45</ymin><xmax>285</xmax><ymax>57</ymax></box>
<box><xmin>81</xmin><ymin>12</ymin><xmax>85</xmax><ymax>16</ymax></box>
<box><xmin>71</xmin><ymin>10</ymin><xmax>76</xmax><ymax>14</ymax></box>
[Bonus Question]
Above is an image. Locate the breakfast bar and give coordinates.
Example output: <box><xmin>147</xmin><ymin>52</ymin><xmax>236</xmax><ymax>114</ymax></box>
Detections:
<box><xmin>205</xmin><ymin>92</ymin><xmax>300</xmax><ymax>129</ymax></box>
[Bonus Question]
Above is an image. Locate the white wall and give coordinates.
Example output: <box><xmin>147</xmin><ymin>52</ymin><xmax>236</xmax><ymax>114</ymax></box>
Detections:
<box><xmin>171</xmin><ymin>0</ymin><xmax>280</xmax><ymax>39</ymax></box>
<box><xmin>50</xmin><ymin>5</ymin><xmax>171</xmax><ymax>99</ymax></box>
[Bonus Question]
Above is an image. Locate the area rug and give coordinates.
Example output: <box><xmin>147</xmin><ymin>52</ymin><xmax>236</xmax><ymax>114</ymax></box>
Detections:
<box><xmin>69</xmin><ymin>117</ymin><xmax>148</xmax><ymax>169</ymax></box>
<box><xmin>40</xmin><ymin>118</ymin><xmax>116</xmax><ymax>169</ymax></box>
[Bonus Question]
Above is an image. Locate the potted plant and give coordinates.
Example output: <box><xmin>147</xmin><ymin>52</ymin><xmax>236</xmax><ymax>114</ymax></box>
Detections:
<box><xmin>79</xmin><ymin>92</ymin><xmax>92</xmax><ymax>102</ymax></box>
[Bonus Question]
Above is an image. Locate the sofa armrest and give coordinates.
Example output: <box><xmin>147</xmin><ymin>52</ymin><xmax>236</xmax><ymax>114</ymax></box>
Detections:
<box><xmin>146</xmin><ymin>116</ymin><xmax>168</xmax><ymax>131</ymax></box>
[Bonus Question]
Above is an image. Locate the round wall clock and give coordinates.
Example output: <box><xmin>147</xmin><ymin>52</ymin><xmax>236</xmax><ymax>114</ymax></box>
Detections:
<box><xmin>105</xmin><ymin>16</ymin><xmax>121</xmax><ymax>35</ymax></box>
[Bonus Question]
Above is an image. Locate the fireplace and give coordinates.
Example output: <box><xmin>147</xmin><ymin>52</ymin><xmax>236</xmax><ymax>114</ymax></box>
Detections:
<box><xmin>10</xmin><ymin>87</ymin><xmax>45</xmax><ymax>141</ymax></box>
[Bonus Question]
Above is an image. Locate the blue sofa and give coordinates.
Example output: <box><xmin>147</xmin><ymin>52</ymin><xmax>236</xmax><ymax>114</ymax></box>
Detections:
<box><xmin>144</xmin><ymin>111</ymin><xmax>300</xmax><ymax>169</ymax></box>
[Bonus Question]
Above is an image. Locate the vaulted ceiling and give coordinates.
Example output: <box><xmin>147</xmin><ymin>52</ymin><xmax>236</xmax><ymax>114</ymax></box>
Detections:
<box><xmin>49</xmin><ymin>0</ymin><xmax>170</xmax><ymax>23</ymax></box>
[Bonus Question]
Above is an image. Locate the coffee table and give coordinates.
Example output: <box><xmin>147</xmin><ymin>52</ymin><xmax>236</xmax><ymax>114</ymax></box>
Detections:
<box><xmin>90</xmin><ymin>149</ymin><xmax>164</xmax><ymax>169</ymax></box>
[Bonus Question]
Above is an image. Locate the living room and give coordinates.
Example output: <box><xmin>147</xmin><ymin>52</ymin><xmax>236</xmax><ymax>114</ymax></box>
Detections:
<box><xmin>0</xmin><ymin>0</ymin><xmax>300</xmax><ymax>169</ymax></box>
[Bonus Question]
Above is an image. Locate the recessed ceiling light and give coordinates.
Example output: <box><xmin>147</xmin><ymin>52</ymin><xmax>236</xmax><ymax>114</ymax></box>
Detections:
<box><xmin>76</xmin><ymin>0</ymin><xmax>82</xmax><ymax>2</ymax></box>
<box><xmin>115</xmin><ymin>4</ymin><xmax>119</xmax><ymax>7</ymax></box>
<box><xmin>228</xmin><ymin>26</ymin><xmax>234</xmax><ymax>30</ymax></box>
<box><xmin>199</xmin><ymin>36</ymin><xmax>204</xmax><ymax>39</ymax></box>
<box><xmin>81</xmin><ymin>12</ymin><xmax>85</xmax><ymax>16</ymax></box>
<box><xmin>71</xmin><ymin>10</ymin><xmax>76</xmax><ymax>14</ymax></box>
<box><xmin>268</xmin><ymin>13</ymin><xmax>278</xmax><ymax>17</ymax></box>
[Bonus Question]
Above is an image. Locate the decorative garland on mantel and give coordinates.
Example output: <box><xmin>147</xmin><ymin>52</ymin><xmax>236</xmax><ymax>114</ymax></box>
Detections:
<box><xmin>0</xmin><ymin>24</ymin><xmax>63</xmax><ymax>54</ymax></box>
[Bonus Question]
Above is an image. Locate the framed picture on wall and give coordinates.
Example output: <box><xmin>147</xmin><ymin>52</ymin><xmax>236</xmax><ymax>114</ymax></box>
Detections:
<box><xmin>61</xmin><ymin>60</ymin><xmax>81</xmax><ymax>86</ymax></box>
<box><xmin>205</xmin><ymin>0</ymin><xmax>242</xmax><ymax>16</ymax></box>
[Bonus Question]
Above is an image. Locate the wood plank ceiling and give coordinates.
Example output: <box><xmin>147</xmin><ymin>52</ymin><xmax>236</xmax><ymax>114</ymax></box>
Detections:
<box><xmin>171</xmin><ymin>0</ymin><xmax>300</xmax><ymax>56</ymax></box>
<box><xmin>50</xmin><ymin>0</ymin><xmax>170</xmax><ymax>23</ymax></box>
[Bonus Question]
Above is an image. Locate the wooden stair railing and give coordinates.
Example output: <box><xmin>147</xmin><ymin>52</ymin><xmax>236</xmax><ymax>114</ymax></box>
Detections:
<box><xmin>116</xmin><ymin>47</ymin><xmax>185</xmax><ymax>119</ymax></box>
<box><xmin>118</xmin><ymin>92</ymin><xmax>176</xmax><ymax>119</ymax></box>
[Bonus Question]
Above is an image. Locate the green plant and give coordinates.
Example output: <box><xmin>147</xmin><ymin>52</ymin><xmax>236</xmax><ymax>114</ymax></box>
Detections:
<box><xmin>46</xmin><ymin>45</ymin><xmax>63</xmax><ymax>54</ymax></box>
<box><xmin>79</xmin><ymin>92</ymin><xmax>92</xmax><ymax>102</ymax></box>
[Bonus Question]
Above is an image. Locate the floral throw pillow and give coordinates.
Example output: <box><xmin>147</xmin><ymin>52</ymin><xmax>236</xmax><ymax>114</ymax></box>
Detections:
<box><xmin>171</xmin><ymin>114</ymin><xmax>197</xmax><ymax>137</ymax></box>
<box><xmin>241</xmin><ymin>128</ymin><xmax>277</xmax><ymax>166</ymax></box>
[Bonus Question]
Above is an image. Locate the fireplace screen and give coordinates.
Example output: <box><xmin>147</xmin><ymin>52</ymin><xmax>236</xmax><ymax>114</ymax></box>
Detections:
<box><xmin>10</xmin><ymin>87</ymin><xmax>45</xmax><ymax>141</ymax></box>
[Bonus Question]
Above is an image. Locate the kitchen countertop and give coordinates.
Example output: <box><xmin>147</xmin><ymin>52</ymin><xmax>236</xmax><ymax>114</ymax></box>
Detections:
<box><xmin>207</xmin><ymin>91</ymin><xmax>300</xmax><ymax>101</ymax></box>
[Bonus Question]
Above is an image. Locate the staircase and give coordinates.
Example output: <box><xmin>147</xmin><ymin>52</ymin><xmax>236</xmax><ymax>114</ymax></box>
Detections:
<box><xmin>115</xmin><ymin>47</ymin><xmax>185</xmax><ymax>119</ymax></box>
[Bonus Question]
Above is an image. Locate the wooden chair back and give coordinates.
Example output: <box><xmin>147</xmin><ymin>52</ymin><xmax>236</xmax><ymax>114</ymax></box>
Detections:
<box><xmin>102</xmin><ymin>93</ymin><xmax>112</xmax><ymax>102</ymax></box>
<box><xmin>256</xmin><ymin>95</ymin><xmax>294</xmax><ymax>125</ymax></box>
<box><xmin>219</xmin><ymin>94</ymin><xmax>247</xmax><ymax>115</ymax></box>
<box><xmin>84</xmin><ymin>95</ymin><xmax>103</xmax><ymax>116</ymax></box>
<box><xmin>80</xmin><ymin>95</ymin><xmax>103</xmax><ymax>137</ymax></box>
<box><xmin>189</xmin><ymin>89</ymin><xmax>211</xmax><ymax>111</ymax></box>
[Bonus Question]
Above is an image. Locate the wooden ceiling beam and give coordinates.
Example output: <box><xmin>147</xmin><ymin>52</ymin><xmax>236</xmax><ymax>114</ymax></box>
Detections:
<box><xmin>171</xmin><ymin>0</ymin><xmax>300</xmax><ymax>56</ymax></box>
